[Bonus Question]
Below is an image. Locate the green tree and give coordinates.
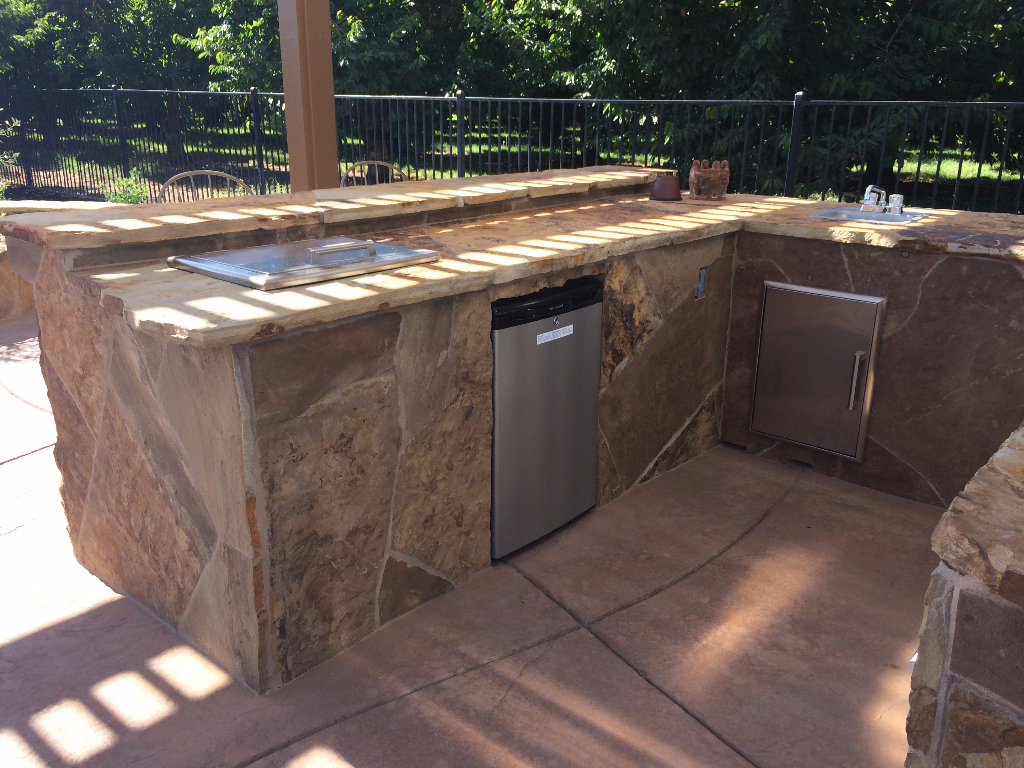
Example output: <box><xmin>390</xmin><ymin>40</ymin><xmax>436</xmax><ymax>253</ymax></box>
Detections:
<box><xmin>0</xmin><ymin>0</ymin><xmax>94</xmax><ymax>88</ymax></box>
<box><xmin>175</xmin><ymin>0</ymin><xmax>282</xmax><ymax>91</ymax></box>
<box><xmin>2</xmin><ymin>0</ymin><xmax>1023</xmax><ymax>102</ymax></box>
<box><xmin>88</xmin><ymin>0</ymin><xmax>214</xmax><ymax>89</ymax></box>
<box><xmin>451</xmin><ymin>0</ymin><xmax>595</xmax><ymax>97</ymax></box>
<box><xmin>568</xmin><ymin>0</ymin><xmax>1024</xmax><ymax>101</ymax></box>
<box><xmin>0</xmin><ymin>0</ymin><xmax>213</xmax><ymax>91</ymax></box>
<box><xmin>332</xmin><ymin>0</ymin><xmax>428</xmax><ymax>93</ymax></box>
<box><xmin>182</xmin><ymin>0</ymin><xmax>461</xmax><ymax>95</ymax></box>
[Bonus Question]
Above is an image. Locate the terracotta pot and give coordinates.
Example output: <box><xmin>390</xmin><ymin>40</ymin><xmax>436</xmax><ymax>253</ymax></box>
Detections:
<box><xmin>650</xmin><ymin>174</ymin><xmax>682</xmax><ymax>201</ymax></box>
<box><xmin>688</xmin><ymin>159</ymin><xmax>730</xmax><ymax>200</ymax></box>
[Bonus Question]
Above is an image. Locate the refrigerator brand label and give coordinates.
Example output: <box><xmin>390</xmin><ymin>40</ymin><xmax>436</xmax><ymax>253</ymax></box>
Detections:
<box><xmin>537</xmin><ymin>324</ymin><xmax>573</xmax><ymax>345</ymax></box>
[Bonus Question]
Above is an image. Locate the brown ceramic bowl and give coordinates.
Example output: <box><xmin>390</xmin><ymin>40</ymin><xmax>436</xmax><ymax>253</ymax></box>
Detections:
<box><xmin>650</xmin><ymin>175</ymin><xmax>682</xmax><ymax>201</ymax></box>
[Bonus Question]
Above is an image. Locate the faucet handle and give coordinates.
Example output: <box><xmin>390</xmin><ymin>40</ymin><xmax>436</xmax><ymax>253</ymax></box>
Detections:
<box><xmin>887</xmin><ymin>194</ymin><xmax>904</xmax><ymax>214</ymax></box>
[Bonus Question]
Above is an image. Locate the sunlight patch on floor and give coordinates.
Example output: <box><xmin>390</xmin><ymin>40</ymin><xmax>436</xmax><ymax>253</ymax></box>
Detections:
<box><xmin>146</xmin><ymin>645</ymin><xmax>233</xmax><ymax>701</ymax></box>
<box><xmin>0</xmin><ymin>728</ymin><xmax>49</xmax><ymax>768</ymax></box>
<box><xmin>284</xmin><ymin>745</ymin><xmax>357</xmax><ymax>767</ymax></box>
<box><xmin>678</xmin><ymin>545</ymin><xmax>829</xmax><ymax>682</ymax></box>
<box><xmin>29</xmin><ymin>698</ymin><xmax>118</xmax><ymax>763</ymax></box>
<box><xmin>864</xmin><ymin>660</ymin><xmax>917</xmax><ymax>764</ymax></box>
<box><xmin>91</xmin><ymin>671</ymin><xmax>178</xmax><ymax>730</ymax></box>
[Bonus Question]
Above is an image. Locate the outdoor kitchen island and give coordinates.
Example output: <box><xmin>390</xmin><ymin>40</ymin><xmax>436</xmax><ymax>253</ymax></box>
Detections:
<box><xmin>5</xmin><ymin>166</ymin><xmax>1024</xmax><ymax>709</ymax></box>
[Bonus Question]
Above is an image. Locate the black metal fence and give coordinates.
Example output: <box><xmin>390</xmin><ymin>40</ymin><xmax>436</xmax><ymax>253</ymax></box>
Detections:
<box><xmin>0</xmin><ymin>88</ymin><xmax>289</xmax><ymax>200</ymax></box>
<box><xmin>786</xmin><ymin>95</ymin><xmax>1024</xmax><ymax>213</ymax></box>
<box><xmin>335</xmin><ymin>95</ymin><xmax>796</xmax><ymax>194</ymax></box>
<box><xmin>3</xmin><ymin>88</ymin><xmax>1024</xmax><ymax>214</ymax></box>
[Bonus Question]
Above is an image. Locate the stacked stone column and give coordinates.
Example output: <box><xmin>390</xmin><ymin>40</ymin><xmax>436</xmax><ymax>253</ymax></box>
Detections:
<box><xmin>906</xmin><ymin>425</ymin><xmax>1024</xmax><ymax>766</ymax></box>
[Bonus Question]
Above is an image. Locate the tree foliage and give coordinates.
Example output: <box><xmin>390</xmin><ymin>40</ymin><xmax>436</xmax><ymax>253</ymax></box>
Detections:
<box><xmin>486</xmin><ymin>0</ymin><xmax>1024</xmax><ymax>101</ymax></box>
<box><xmin>0</xmin><ymin>0</ymin><xmax>214</xmax><ymax>89</ymax></box>
<box><xmin>175</xmin><ymin>0</ymin><xmax>282</xmax><ymax>91</ymax></box>
<box><xmin>1</xmin><ymin>0</ymin><xmax>1022</xmax><ymax>101</ymax></box>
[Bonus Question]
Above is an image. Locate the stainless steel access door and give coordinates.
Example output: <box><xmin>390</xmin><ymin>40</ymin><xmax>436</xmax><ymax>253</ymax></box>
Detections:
<box><xmin>750</xmin><ymin>282</ymin><xmax>887</xmax><ymax>462</ymax></box>
<box><xmin>492</xmin><ymin>301</ymin><xmax>603</xmax><ymax>558</ymax></box>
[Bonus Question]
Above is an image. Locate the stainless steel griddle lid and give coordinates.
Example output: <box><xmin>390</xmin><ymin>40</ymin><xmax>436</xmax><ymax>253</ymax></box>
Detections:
<box><xmin>166</xmin><ymin>237</ymin><xmax>440</xmax><ymax>291</ymax></box>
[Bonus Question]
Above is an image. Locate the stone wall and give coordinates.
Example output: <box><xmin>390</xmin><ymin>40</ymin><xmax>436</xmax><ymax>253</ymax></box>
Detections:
<box><xmin>44</xmin><ymin>222</ymin><xmax>1024</xmax><ymax>697</ymax></box>
<box><xmin>35</xmin><ymin>228</ymin><xmax>734</xmax><ymax>693</ymax></box>
<box><xmin>0</xmin><ymin>238</ymin><xmax>34</xmax><ymax>321</ymax></box>
<box><xmin>243</xmin><ymin>292</ymin><xmax>493</xmax><ymax>688</ymax></box>
<box><xmin>33</xmin><ymin>246</ymin><xmax>261</xmax><ymax>689</ymax></box>
<box><xmin>721</xmin><ymin>232</ymin><xmax>1024</xmax><ymax>508</ymax></box>
<box><xmin>242</xmin><ymin>235</ymin><xmax>735</xmax><ymax>688</ymax></box>
<box><xmin>907</xmin><ymin>564</ymin><xmax>1024</xmax><ymax>767</ymax></box>
<box><xmin>596</xmin><ymin>235</ymin><xmax>733</xmax><ymax>497</ymax></box>
<box><xmin>37</xmin><ymin>238</ymin><xmax>500</xmax><ymax>693</ymax></box>
<box><xmin>907</xmin><ymin>422</ymin><xmax>1024</xmax><ymax>766</ymax></box>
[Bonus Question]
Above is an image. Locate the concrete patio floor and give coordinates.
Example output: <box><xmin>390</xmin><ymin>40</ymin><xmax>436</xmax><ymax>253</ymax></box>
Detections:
<box><xmin>0</xmin><ymin>310</ymin><xmax>942</xmax><ymax>768</ymax></box>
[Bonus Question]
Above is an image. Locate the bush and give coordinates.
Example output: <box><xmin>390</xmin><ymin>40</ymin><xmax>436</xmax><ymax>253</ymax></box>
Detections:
<box><xmin>106</xmin><ymin>168</ymin><xmax>149</xmax><ymax>204</ymax></box>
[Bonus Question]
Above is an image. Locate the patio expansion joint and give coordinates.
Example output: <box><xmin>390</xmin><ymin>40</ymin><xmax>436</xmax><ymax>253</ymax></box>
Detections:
<box><xmin>505</xmin><ymin>465</ymin><xmax>807</xmax><ymax>768</ymax></box>
<box><xmin>0</xmin><ymin>442</ymin><xmax>55</xmax><ymax>467</ymax></box>
<box><xmin>505</xmin><ymin>558</ymin><xmax>766</xmax><ymax>768</ymax></box>
<box><xmin>226</xmin><ymin>622</ymin><xmax>581</xmax><ymax>768</ymax></box>
<box><xmin>592</xmin><ymin>465</ymin><xmax>806</xmax><ymax>625</ymax></box>
<box><xmin>0</xmin><ymin>377</ymin><xmax>52</xmax><ymax>414</ymax></box>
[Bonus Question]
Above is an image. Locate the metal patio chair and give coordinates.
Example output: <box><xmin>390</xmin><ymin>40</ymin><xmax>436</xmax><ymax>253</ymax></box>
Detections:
<box><xmin>341</xmin><ymin>160</ymin><xmax>409</xmax><ymax>187</ymax></box>
<box><xmin>157</xmin><ymin>170</ymin><xmax>256</xmax><ymax>203</ymax></box>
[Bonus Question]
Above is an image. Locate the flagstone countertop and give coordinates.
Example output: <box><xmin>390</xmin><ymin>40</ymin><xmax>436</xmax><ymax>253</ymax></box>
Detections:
<box><xmin>3</xmin><ymin>166</ymin><xmax>1024</xmax><ymax>346</ymax></box>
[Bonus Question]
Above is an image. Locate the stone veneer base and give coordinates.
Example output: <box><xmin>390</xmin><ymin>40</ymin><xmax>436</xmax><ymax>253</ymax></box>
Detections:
<box><xmin>40</xmin><ymin>220</ymin><xmax>1024</xmax><ymax>695</ymax></box>
<box><xmin>39</xmin><ymin>234</ymin><xmax>732</xmax><ymax>693</ymax></box>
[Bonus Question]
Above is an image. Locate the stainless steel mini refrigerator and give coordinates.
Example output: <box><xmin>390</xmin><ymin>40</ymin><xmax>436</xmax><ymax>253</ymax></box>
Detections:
<box><xmin>491</xmin><ymin>277</ymin><xmax>604</xmax><ymax>558</ymax></box>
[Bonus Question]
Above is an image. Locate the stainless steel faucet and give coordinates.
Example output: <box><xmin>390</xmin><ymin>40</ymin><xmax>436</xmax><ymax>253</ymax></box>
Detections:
<box><xmin>860</xmin><ymin>185</ymin><xmax>906</xmax><ymax>215</ymax></box>
<box><xmin>861</xmin><ymin>185</ymin><xmax>887</xmax><ymax>212</ymax></box>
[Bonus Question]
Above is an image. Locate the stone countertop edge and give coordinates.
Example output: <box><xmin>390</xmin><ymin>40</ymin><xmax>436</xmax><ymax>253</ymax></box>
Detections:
<box><xmin>91</xmin><ymin>192</ymin><xmax>1024</xmax><ymax>347</ymax></box>
<box><xmin>742</xmin><ymin>215</ymin><xmax>1024</xmax><ymax>256</ymax></box>
<box><xmin>98</xmin><ymin>215</ymin><xmax>745</xmax><ymax>347</ymax></box>
<box><xmin>0</xmin><ymin>166</ymin><xmax>670</xmax><ymax>249</ymax></box>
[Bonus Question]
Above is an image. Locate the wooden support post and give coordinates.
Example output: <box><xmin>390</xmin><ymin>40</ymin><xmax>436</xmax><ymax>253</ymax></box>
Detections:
<box><xmin>277</xmin><ymin>0</ymin><xmax>339</xmax><ymax>191</ymax></box>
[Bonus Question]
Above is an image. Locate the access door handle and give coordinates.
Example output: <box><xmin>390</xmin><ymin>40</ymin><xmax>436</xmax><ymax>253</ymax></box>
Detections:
<box><xmin>848</xmin><ymin>351</ymin><xmax>866</xmax><ymax>410</ymax></box>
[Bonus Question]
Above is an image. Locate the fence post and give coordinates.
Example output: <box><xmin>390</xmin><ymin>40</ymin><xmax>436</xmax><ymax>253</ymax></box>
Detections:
<box><xmin>249</xmin><ymin>87</ymin><xmax>266</xmax><ymax>194</ymax></box>
<box><xmin>111</xmin><ymin>86</ymin><xmax>130</xmax><ymax>177</ymax></box>
<box><xmin>784</xmin><ymin>91</ymin><xmax>805</xmax><ymax>197</ymax></box>
<box><xmin>456</xmin><ymin>90</ymin><xmax>465</xmax><ymax>178</ymax></box>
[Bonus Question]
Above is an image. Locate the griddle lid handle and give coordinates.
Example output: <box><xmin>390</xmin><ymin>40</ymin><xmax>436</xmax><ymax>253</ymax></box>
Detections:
<box><xmin>306</xmin><ymin>240</ymin><xmax>377</xmax><ymax>266</ymax></box>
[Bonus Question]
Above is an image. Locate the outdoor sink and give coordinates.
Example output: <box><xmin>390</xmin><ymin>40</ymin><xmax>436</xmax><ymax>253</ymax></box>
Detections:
<box><xmin>811</xmin><ymin>206</ymin><xmax>930</xmax><ymax>224</ymax></box>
